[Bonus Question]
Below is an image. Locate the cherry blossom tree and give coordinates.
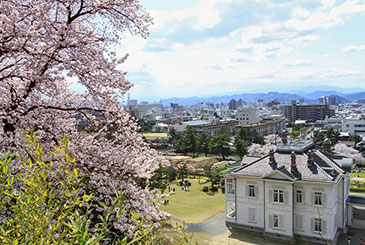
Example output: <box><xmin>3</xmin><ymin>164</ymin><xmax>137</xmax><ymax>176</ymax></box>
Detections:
<box><xmin>334</xmin><ymin>143</ymin><xmax>365</xmax><ymax>163</ymax></box>
<box><xmin>248</xmin><ymin>143</ymin><xmax>277</xmax><ymax>156</ymax></box>
<box><xmin>0</xmin><ymin>0</ymin><xmax>164</xmax><ymax>237</ymax></box>
<box><xmin>265</xmin><ymin>134</ymin><xmax>282</xmax><ymax>145</ymax></box>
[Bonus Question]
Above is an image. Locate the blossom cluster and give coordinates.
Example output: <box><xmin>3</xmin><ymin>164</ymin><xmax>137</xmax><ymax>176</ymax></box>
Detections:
<box><xmin>0</xmin><ymin>0</ymin><xmax>163</xmax><ymax>237</ymax></box>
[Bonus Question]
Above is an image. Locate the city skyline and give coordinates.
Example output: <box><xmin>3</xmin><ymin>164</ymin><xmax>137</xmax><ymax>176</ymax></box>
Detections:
<box><xmin>117</xmin><ymin>0</ymin><xmax>365</xmax><ymax>101</ymax></box>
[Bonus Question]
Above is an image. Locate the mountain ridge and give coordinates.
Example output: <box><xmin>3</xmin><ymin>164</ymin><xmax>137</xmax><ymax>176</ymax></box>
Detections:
<box><xmin>161</xmin><ymin>90</ymin><xmax>365</xmax><ymax>106</ymax></box>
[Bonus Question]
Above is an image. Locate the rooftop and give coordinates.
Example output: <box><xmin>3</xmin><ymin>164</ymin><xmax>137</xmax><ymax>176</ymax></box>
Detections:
<box><xmin>276</xmin><ymin>139</ymin><xmax>314</xmax><ymax>153</ymax></box>
<box><xmin>227</xmin><ymin>149</ymin><xmax>345</xmax><ymax>183</ymax></box>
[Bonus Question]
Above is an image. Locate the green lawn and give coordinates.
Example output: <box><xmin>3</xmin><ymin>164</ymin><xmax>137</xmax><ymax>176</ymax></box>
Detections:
<box><xmin>350</xmin><ymin>172</ymin><xmax>365</xmax><ymax>178</ymax></box>
<box><xmin>160</xmin><ymin>177</ymin><xmax>225</xmax><ymax>223</ymax></box>
<box><xmin>350</xmin><ymin>173</ymin><xmax>365</xmax><ymax>193</ymax></box>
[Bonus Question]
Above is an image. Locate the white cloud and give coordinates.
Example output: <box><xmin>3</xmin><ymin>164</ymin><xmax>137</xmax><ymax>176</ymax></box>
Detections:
<box><xmin>285</xmin><ymin>59</ymin><xmax>313</xmax><ymax>67</ymax></box>
<box><xmin>341</xmin><ymin>45</ymin><xmax>365</xmax><ymax>53</ymax></box>
<box><xmin>120</xmin><ymin>0</ymin><xmax>365</xmax><ymax>100</ymax></box>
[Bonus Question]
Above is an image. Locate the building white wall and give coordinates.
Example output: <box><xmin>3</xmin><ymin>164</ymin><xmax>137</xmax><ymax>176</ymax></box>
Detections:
<box><xmin>293</xmin><ymin>182</ymin><xmax>337</xmax><ymax>240</ymax></box>
<box><xmin>265</xmin><ymin>180</ymin><xmax>294</xmax><ymax>237</ymax></box>
<box><xmin>236</xmin><ymin>108</ymin><xmax>259</xmax><ymax>125</ymax></box>
<box><xmin>342</xmin><ymin>119</ymin><xmax>365</xmax><ymax>136</ymax></box>
<box><xmin>225</xmin><ymin>177</ymin><xmax>341</xmax><ymax>241</ymax></box>
<box><xmin>236</xmin><ymin>178</ymin><xmax>265</xmax><ymax>228</ymax></box>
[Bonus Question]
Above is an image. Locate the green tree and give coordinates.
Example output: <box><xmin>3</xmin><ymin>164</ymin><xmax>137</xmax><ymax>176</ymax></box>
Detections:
<box><xmin>173</xmin><ymin>126</ymin><xmax>198</xmax><ymax>157</ymax></box>
<box><xmin>349</xmin><ymin>135</ymin><xmax>362</xmax><ymax>144</ymax></box>
<box><xmin>313</xmin><ymin>130</ymin><xmax>325</xmax><ymax>146</ymax></box>
<box><xmin>238</xmin><ymin>128</ymin><xmax>264</xmax><ymax>145</ymax></box>
<box><xmin>198</xmin><ymin>132</ymin><xmax>211</xmax><ymax>157</ymax></box>
<box><xmin>203</xmin><ymin>164</ymin><xmax>221</xmax><ymax>190</ymax></box>
<box><xmin>209</xmin><ymin>132</ymin><xmax>231</xmax><ymax>160</ymax></box>
<box><xmin>214</xmin><ymin>112</ymin><xmax>222</xmax><ymax>120</ymax></box>
<box><xmin>313</xmin><ymin>127</ymin><xmax>339</xmax><ymax>146</ymax></box>
<box><xmin>137</xmin><ymin>119</ymin><xmax>156</xmax><ymax>132</ymax></box>
<box><xmin>185</xmin><ymin>126</ymin><xmax>198</xmax><ymax>157</ymax></box>
<box><xmin>234</xmin><ymin>136</ymin><xmax>248</xmax><ymax>160</ymax></box>
<box><xmin>175</xmin><ymin>134</ymin><xmax>190</xmax><ymax>156</ymax></box>
<box><xmin>169</xmin><ymin>127</ymin><xmax>177</xmax><ymax>143</ymax></box>
<box><xmin>326</xmin><ymin>127</ymin><xmax>340</xmax><ymax>144</ymax></box>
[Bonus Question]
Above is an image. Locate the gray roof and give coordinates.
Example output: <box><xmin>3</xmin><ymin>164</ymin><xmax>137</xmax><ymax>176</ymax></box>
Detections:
<box><xmin>347</xmin><ymin>195</ymin><xmax>365</xmax><ymax>205</ymax></box>
<box><xmin>229</xmin><ymin>150</ymin><xmax>343</xmax><ymax>183</ymax></box>
<box><xmin>183</xmin><ymin>120</ymin><xmax>209</xmax><ymax>126</ymax></box>
<box><xmin>241</xmin><ymin>155</ymin><xmax>261</xmax><ymax>165</ymax></box>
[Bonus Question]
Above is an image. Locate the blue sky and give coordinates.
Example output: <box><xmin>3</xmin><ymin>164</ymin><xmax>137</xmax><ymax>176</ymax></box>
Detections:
<box><xmin>119</xmin><ymin>0</ymin><xmax>365</xmax><ymax>102</ymax></box>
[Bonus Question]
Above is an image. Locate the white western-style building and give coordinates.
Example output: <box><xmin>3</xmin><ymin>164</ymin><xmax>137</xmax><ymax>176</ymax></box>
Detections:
<box><xmin>224</xmin><ymin>139</ymin><xmax>352</xmax><ymax>244</ymax></box>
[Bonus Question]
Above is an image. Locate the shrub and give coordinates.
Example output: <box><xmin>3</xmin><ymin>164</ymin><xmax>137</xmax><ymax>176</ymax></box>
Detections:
<box><xmin>202</xmin><ymin>186</ymin><xmax>209</xmax><ymax>192</ymax></box>
<box><xmin>221</xmin><ymin>187</ymin><xmax>225</xmax><ymax>194</ymax></box>
<box><xmin>211</xmin><ymin>186</ymin><xmax>218</xmax><ymax>192</ymax></box>
<box><xmin>0</xmin><ymin>134</ymin><xmax>170</xmax><ymax>244</ymax></box>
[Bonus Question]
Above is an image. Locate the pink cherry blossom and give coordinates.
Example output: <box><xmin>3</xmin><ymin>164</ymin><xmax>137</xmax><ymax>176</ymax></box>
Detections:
<box><xmin>187</xmin><ymin>165</ymin><xmax>195</xmax><ymax>174</ymax></box>
<box><xmin>0</xmin><ymin>0</ymin><xmax>163</xmax><ymax>237</ymax></box>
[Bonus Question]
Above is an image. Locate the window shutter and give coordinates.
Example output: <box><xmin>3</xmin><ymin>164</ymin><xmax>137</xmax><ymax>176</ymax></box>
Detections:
<box><xmin>310</xmin><ymin>218</ymin><xmax>314</xmax><ymax>232</ymax></box>
<box><xmin>279</xmin><ymin>215</ymin><xmax>284</xmax><ymax>229</ymax></box>
<box><xmin>311</xmin><ymin>192</ymin><xmax>314</xmax><ymax>206</ymax></box>
<box><xmin>255</xmin><ymin>186</ymin><xmax>259</xmax><ymax>199</ymax></box>
<box><xmin>246</xmin><ymin>185</ymin><xmax>249</xmax><ymax>197</ymax></box>
<box><xmin>323</xmin><ymin>193</ymin><xmax>327</xmax><ymax>207</ymax></box>
<box><xmin>284</xmin><ymin>191</ymin><xmax>289</xmax><ymax>204</ymax></box>
<box><xmin>269</xmin><ymin>189</ymin><xmax>273</xmax><ymax>202</ymax></box>
<box><xmin>269</xmin><ymin>215</ymin><xmax>273</xmax><ymax>228</ymax></box>
<box><xmin>323</xmin><ymin>220</ymin><xmax>327</xmax><ymax>234</ymax></box>
<box><xmin>302</xmin><ymin>191</ymin><xmax>306</xmax><ymax>204</ymax></box>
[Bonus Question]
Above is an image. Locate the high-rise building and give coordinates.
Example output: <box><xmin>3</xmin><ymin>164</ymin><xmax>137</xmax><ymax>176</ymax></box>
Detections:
<box><xmin>228</xmin><ymin>99</ymin><xmax>237</xmax><ymax>110</ymax></box>
<box><xmin>328</xmin><ymin>96</ymin><xmax>337</xmax><ymax>106</ymax></box>
<box><xmin>284</xmin><ymin>100</ymin><xmax>334</xmax><ymax>122</ymax></box>
<box><xmin>318</xmin><ymin>96</ymin><xmax>328</xmax><ymax>104</ymax></box>
<box><xmin>237</xmin><ymin>99</ymin><xmax>244</xmax><ymax>108</ymax></box>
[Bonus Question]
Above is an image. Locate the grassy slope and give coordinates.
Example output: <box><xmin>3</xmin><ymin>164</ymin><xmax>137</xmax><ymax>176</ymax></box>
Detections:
<box><xmin>159</xmin><ymin>178</ymin><xmax>224</xmax><ymax>223</ymax></box>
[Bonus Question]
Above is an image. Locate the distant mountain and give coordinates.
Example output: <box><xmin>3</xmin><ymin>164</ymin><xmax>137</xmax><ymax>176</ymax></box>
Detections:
<box><xmin>162</xmin><ymin>92</ymin><xmax>304</xmax><ymax>106</ymax></box>
<box><xmin>161</xmin><ymin>90</ymin><xmax>364</xmax><ymax>106</ymax></box>
<box><xmin>288</xmin><ymin>85</ymin><xmax>364</xmax><ymax>94</ymax></box>
<box><xmin>301</xmin><ymin>91</ymin><xmax>345</xmax><ymax>100</ymax></box>
<box><xmin>343</xmin><ymin>92</ymin><xmax>365</xmax><ymax>101</ymax></box>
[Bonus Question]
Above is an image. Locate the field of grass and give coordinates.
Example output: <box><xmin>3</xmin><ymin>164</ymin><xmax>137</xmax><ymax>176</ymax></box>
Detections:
<box><xmin>159</xmin><ymin>177</ymin><xmax>224</xmax><ymax>223</ymax></box>
<box><xmin>142</xmin><ymin>133</ymin><xmax>168</xmax><ymax>139</ymax></box>
<box><xmin>350</xmin><ymin>172</ymin><xmax>365</xmax><ymax>178</ymax></box>
<box><xmin>350</xmin><ymin>173</ymin><xmax>365</xmax><ymax>193</ymax></box>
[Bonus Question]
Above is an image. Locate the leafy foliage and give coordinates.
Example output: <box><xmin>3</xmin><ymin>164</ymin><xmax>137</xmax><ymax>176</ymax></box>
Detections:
<box><xmin>209</xmin><ymin>132</ymin><xmax>231</xmax><ymax>160</ymax></box>
<box><xmin>0</xmin><ymin>0</ymin><xmax>165</xmax><ymax>237</ymax></box>
<box><xmin>174</xmin><ymin>126</ymin><xmax>198</xmax><ymax>157</ymax></box>
<box><xmin>313</xmin><ymin>127</ymin><xmax>340</xmax><ymax>146</ymax></box>
<box><xmin>238</xmin><ymin>128</ymin><xmax>264</xmax><ymax>145</ymax></box>
<box><xmin>197</xmin><ymin>132</ymin><xmax>211</xmax><ymax>157</ymax></box>
<box><xmin>0</xmin><ymin>134</ymin><xmax>165</xmax><ymax>244</ymax></box>
<box><xmin>234</xmin><ymin>136</ymin><xmax>248</xmax><ymax>160</ymax></box>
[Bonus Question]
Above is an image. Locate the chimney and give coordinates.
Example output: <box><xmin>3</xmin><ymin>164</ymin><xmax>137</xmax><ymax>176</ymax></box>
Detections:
<box><xmin>307</xmin><ymin>150</ymin><xmax>313</xmax><ymax>168</ymax></box>
<box><xmin>281</xmin><ymin>130</ymin><xmax>288</xmax><ymax>144</ymax></box>
<box><xmin>291</xmin><ymin>151</ymin><xmax>296</xmax><ymax>173</ymax></box>
<box><xmin>323</xmin><ymin>138</ymin><xmax>331</xmax><ymax>151</ymax></box>
<box><xmin>269</xmin><ymin>150</ymin><xmax>276</xmax><ymax>168</ymax></box>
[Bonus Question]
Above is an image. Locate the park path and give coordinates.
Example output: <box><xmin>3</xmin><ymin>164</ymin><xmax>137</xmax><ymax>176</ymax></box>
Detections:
<box><xmin>185</xmin><ymin>211</ymin><xmax>228</xmax><ymax>235</ymax></box>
